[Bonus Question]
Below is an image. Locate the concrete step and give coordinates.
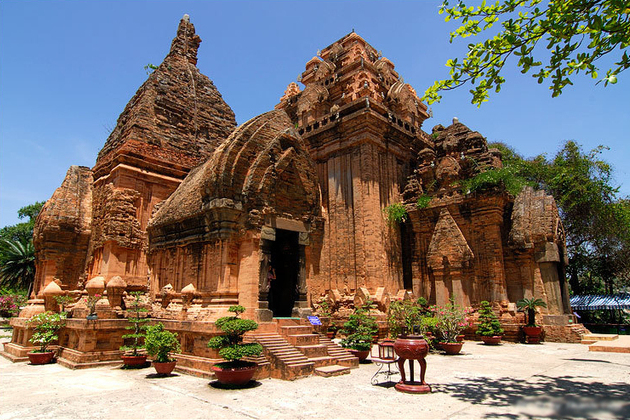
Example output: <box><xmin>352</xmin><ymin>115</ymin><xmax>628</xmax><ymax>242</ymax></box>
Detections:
<box><xmin>274</xmin><ymin>318</ymin><xmax>302</xmax><ymax>327</ymax></box>
<box><xmin>296</xmin><ymin>344</ymin><xmax>329</xmax><ymax>358</ymax></box>
<box><xmin>588</xmin><ymin>335</ymin><xmax>630</xmax><ymax>353</ymax></box>
<box><xmin>583</xmin><ymin>333</ymin><xmax>619</xmax><ymax>341</ymax></box>
<box><xmin>315</xmin><ymin>365</ymin><xmax>351</xmax><ymax>377</ymax></box>
<box><xmin>280</xmin><ymin>325</ymin><xmax>313</xmax><ymax>335</ymax></box>
<box><xmin>286</xmin><ymin>334</ymin><xmax>320</xmax><ymax>346</ymax></box>
<box><xmin>308</xmin><ymin>356</ymin><xmax>335</xmax><ymax>368</ymax></box>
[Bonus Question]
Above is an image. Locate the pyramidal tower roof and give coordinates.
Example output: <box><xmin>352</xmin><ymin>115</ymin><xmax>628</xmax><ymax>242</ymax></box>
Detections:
<box><xmin>94</xmin><ymin>15</ymin><xmax>236</xmax><ymax>178</ymax></box>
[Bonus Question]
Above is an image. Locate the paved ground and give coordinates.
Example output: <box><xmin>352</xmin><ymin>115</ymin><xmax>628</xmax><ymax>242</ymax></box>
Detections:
<box><xmin>1</xmin><ymin>339</ymin><xmax>629</xmax><ymax>420</ymax></box>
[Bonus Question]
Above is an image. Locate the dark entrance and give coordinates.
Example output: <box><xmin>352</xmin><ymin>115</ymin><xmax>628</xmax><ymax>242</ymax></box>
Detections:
<box><xmin>269</xmin><ymin>229</ymin><xmax>299</xmax><ymax>317</ymax></box>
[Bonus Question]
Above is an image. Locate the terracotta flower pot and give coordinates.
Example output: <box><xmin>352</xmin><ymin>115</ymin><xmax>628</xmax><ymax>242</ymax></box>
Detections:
<box><xmin>326</xmin><ymin>331</ymin><xmax>336</xmax><ymax>339</ymax></box>
<box><xmin>456</xmin><ymin>334</ymin><xmax>465</xmax><ymax>342</ymax></box>
<box><xmin>440</xmin><ymin>342</ymin><xmax>463</xmax><ymax>355</ymax></box>
<box><xmin>153</xmin><ymin>360</ymin><xmax>177</xmax><ymax>375</ymax></box>
<box><xmin>522</xmin><ymin>326</ymin><xmax>543</xmax><ymax>344</ymax></box>
<box><xmin>122</xmin><ymin>354</ymin><xmax>148</xmax><ymax>367</ymax></box>
<box><xmin>481</xmin><ymin>336</ymin><xmax>502</xmax><ymax>345</ymax></box>
<box><xmin>348</xmin><ymin>349</ymin><xmax>370</xmax><ymax>362</ymax></box>
<box><xmin>28</xmin><ymin>351</ymin><xmax>54</xmax><ymax>365</ymax></box>
<box><xmin>211</xmin><ymin>362</ymin><xmax>257</xmax><ymax>386</ymax></box>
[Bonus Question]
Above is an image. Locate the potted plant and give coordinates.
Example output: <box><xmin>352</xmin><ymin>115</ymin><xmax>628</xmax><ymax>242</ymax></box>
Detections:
<box><xmin>53</xmin><ymin>295</ymin><xmax>75</xmax><ymax>315</ymax></box>
<box><xmin>387</xmin><ymin>298</ymin><xmax>432</xmax><ymax>394</ymax></box>
<box><xmin>144</xmin><ymin>322</ymin><xmax>180</xmax><ymax>375</ymax></box>
<box><xmin>84</xmin><ymin>293</ymin><xmax>101</xmax><ymax>320</ymax></box>
<box><xmin>120</xmin><ymin>291</ymin><xmax>149</xmax><ymax>367</ymax></box>
<box><xmin>517</xmin><ymin>297</ymin><xmax>547</xmax><ymax>343</ymax></box>
<box><xmin>435</xmin><ymin>300</ymin><xmax>471</xmax><ymax>355</ymax></box>
<box><xmin>26</xmin><ymin>311</ymin><xmax>67</xmax><ymax>364</ymax></box>
<box><xmin>340</xmin><ymin>300</ymin><xmax>378</xmax><ymax>361</ymax></box>
<box><xmin>327</xmin><ymin>320</ymin><xmax>338</xmax><ymax>339</ymax></box>
<box><xmin>315</xmin><ymin>297</ymin><xmax>335</xmax><ymax>338</ymax></box>
<box><xmin>207</xmin><ymin>305</ymin><xmax>263</xmax><ymax>386</ymax></box>
<box><xmin>476</xmin><ymin>300</ymin><xmax>504</xmax><ymax>345</ymax></box>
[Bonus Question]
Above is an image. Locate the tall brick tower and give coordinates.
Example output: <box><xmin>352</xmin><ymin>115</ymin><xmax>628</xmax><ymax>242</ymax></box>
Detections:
<box><xmin>276</xmin><ymin>32</ymin><xmax>430</xmax><ymax>295</ymax></box>
<box><xmin>85</xmin><ymin>15</ymin><xmax>236</xmax><ymax>288</ymax></box>
<box><xmin>33</xmin><ymin>16</ymin><xmax>237</xmax><ymax>294</ymax></box>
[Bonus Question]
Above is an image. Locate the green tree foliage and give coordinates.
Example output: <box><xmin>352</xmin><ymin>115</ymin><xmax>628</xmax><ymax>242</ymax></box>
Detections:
<box><xmin>492</xmin><ymin>141</ymin><xmax>630</xmax><ymax>294</ymax></box>
<box><xmin>120</xmin><ymin>292</ymin><xmax>150</xmax><ymax>356</ymax></box>
<box><xmin>424</xmin><ymin>0</ymin><xmax>630</xmax><ymax>106</ymax></box>
<box><xmin>145</xmin><ymin>322</ymin><xmax>181</xmax><ymax>363</ymax></box>
<box><xmin>340</xmin><ymin>300</ymin><xmax>379</xmax><ymax>351</ymax></box>
<box><xmin>383</xmin><ymin>203</ymin><xmax>409</xmax><ymax>225</ymax></box>
<box><xmin>27</xmin><ymin>311</ymin><xmax>67</xmax><ymax>353</ymax></box>
<box><xmin>207</xmin><ymin>305</ymin><xmax>263</xmax><ymax>365</ymax></box>
<box><xmin>0</xmin><ymin>238</ymin><xmax>35</xmax><ymax>296</ymax></box>
<box><xmin>517</xmin><ymin>297</ymin><xmax>547</xmax><ymax>326</ymax></box>
<box><xmin>475</xmin><ymin>300</ymin><xmax>504</xmax><ymax>336</ymax></box>
<box><xmin>0</xmin><ymin>201</ymin><xmax>45</xmax><ymax>243</ymax></box>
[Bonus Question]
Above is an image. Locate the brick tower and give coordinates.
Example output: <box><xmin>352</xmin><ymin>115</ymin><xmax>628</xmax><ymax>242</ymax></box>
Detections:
<box><xmin>276</xmin><ymin>32</ymin><xmax>430</xmax><ymax>296</ymax></box>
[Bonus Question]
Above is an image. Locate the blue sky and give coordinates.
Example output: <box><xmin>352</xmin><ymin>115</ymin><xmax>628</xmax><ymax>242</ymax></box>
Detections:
<box><xmin>1</xmin><ymin>0</ymin><xmax>628</xmax><ymax>228</ymax></box>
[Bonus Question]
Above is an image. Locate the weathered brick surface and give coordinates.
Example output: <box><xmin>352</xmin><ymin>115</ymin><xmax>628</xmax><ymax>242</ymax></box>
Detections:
<box><xmin>33</xmin><ymin>166</ymin><xmax>93</xmax><ymax>294</ymax></box>
<box><xmin>33</xmin><ymin>16</ymin><xmax>237</xmax><ymax>290</ymax></box>
<box><xmin>147</xmin><ymin>110</ymin><xmax>321</xmax><ymax>319</ymax></box>
<box><xmin>17</xmin><ymin>26</ymin><xmax>582</xmax><ymax>378</ymax></box>
<box><xmin>95</xmin><ymin>16</ymin><xmax>236</xmax><ymax>172</ymax></box>
<box><xmin>404</xmin><ymin>122</ymin><xmax>570</xmax><ymax>318</ymax></box>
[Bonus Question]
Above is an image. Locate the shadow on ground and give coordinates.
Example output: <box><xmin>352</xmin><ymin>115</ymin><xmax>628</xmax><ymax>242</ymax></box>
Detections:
<box><xmin>433</xmin><ymin>375</ymin><xmax>630</xmax><ymax>419</ymax></box>
<box><xmin>209</xmin><ymin>380</ymin><xmax>263</xmax><ymax>390</ymax></box>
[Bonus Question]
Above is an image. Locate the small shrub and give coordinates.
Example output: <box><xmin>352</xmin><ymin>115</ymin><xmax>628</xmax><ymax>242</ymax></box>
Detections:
<box><xmin>120</xmin><ymin>291</ymin><xmax>149</xmax><ymax>356</ymax></box>
<box><xmin>208</xmin><ymin>305</ymin><xmax>263</xmax><ymax>367</ymax></box>
<box><xmin>459</xmin><ymin>166</ymin><xmax>529</xmax><ymax>197</ymax></box>
<box><xmin>0</xmin><ymin>294</ymin><xmax>26</xmax><ymax>317</ymax></box>
<box><xmin>416</xmin><ymin>194</ymin><xmax>431</xmax><ymax>209</ymax></box>
<box><xmin>145</xmin><ymin>322</ymin><xmax>180</xmax><ymax>363</ymax></box>
<box><xmin>53</xmin><ymin>295</ymin><xmax>75</xmax><ymax>314</ymax></box>
<box><xmin>517</xmin><ymin>297</ymin><xmax>547</xmax><ymax>327</ymax></box>
<box><xmin>475</xmin><ymin>301</ymin><xmax>504</xmax><ymax>337</ymax></box>
<box><xmin>340</xmin><ymin>300</ymin><xmax>378</xmax><ymax>351</ymax></box>
<box><xmin>383</xmin><ymin>203</ymin><xmax>408</xmax><ymax>225</ymax></box>
<box><xmin>434</xmin><ymin>300</ymin><xmax>472</xmax><ymax>343</ymax></box>
<box><xmin>27</xmin><ymin>311</ymin><xmax>67</xmax><ymax>353</ymax></box>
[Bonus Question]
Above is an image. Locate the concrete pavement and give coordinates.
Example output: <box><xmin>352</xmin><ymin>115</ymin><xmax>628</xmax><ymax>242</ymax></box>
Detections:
<box><xmin>1</xmin><ymin>339</ymin><xmax>629</xmax><ymax>419</ymax></box>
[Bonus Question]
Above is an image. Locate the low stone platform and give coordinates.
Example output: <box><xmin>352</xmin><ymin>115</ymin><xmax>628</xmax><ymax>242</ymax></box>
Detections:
<box><xmin>314</xmin><ymin>365</ymin><xmax>351</xmax><ymax>377</ymax></box>
<box><xmin>588</xmin><ymin>335</ymin><xmax>630</xmax><ymax>353</ymax></box>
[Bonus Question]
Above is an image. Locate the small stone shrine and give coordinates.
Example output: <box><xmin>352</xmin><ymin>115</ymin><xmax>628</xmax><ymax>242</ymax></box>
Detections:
<box><xmin>2</xmin><ymin>16</ymin><xmax>586</xmax><ymax>379</ymax></box>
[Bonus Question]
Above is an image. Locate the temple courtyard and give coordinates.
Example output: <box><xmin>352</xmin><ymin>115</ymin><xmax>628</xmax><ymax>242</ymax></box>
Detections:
<box><xmin>1</xmin><ymin>337</ymin><xmax>628</xmax><ymax>420</ymax></box>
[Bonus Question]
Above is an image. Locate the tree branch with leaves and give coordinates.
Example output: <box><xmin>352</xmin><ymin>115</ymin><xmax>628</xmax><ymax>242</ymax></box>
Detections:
<box><xmin>424</xmin><ymin>0</ymin><xmax>630</xmax><ymax>106</ymax></box>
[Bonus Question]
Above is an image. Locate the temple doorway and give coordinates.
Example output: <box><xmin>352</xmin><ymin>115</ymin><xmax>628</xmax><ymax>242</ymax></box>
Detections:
<box><xmin>269</xmin><ymin>229</ymin><xmax>299</xmax><ymax>317</ymax></box>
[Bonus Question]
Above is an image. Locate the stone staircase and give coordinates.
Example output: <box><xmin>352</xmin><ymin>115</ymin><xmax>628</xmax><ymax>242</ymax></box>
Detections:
<box><xmin>247</xmin><ymin>319</ymin><xmax>358</xmax><ymax>380</ymax></box>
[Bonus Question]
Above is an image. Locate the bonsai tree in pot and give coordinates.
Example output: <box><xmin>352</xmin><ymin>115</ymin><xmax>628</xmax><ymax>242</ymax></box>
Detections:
<box><xmin>26</xmin><ymin>311</ymin><xmax>67</xmax><ymax>364</ymax></box>
<box><xmin>144</xmin><ymin>322</ymin><xmax>181</xmax><ymax>375</ymax></box>
<box><xmin>517</xmin><ymin>297</ymin><xmax>547</xmax><ymax>343</ymax></box>
<box><xmin>475</xmin><ymin>300</ymin><xmax>504</xmax><ymax>345</ymax></box>
<box><xmin>120</xmin><ymin>291</ymin><xmax>149</xmax><ymax>367</ymax></box>
<box><xmin>340</xmin><ymin>300</ymin><xmax>378</xmax><ymax>361</ymax></box>
<box><xmin>207</xmin><ymin>305</ymin><xmax>263</xmax><ymax>386</ymax></box>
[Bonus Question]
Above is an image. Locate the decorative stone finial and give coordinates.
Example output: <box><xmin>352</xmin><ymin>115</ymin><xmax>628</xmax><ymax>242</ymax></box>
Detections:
<box><xmin>453</xmin><ymin>117</ymin><xmax>459</xmax><ymax>124</ymax></box>
<box><xmin>169</xmin><ymin>15</ymin><xmax>201</xmax><ymax>65</ymax></box>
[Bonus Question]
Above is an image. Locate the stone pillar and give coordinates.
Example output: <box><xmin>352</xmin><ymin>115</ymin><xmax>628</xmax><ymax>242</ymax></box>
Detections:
<box><xmin>473</xmin><ymin>207</ymin><xmax>508</xmax><ymax>302</ymax></box>
<box><xmin>292</xmin><ymin>234</ymin><xmax>312</xmax><ymax>318</ymax></box>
